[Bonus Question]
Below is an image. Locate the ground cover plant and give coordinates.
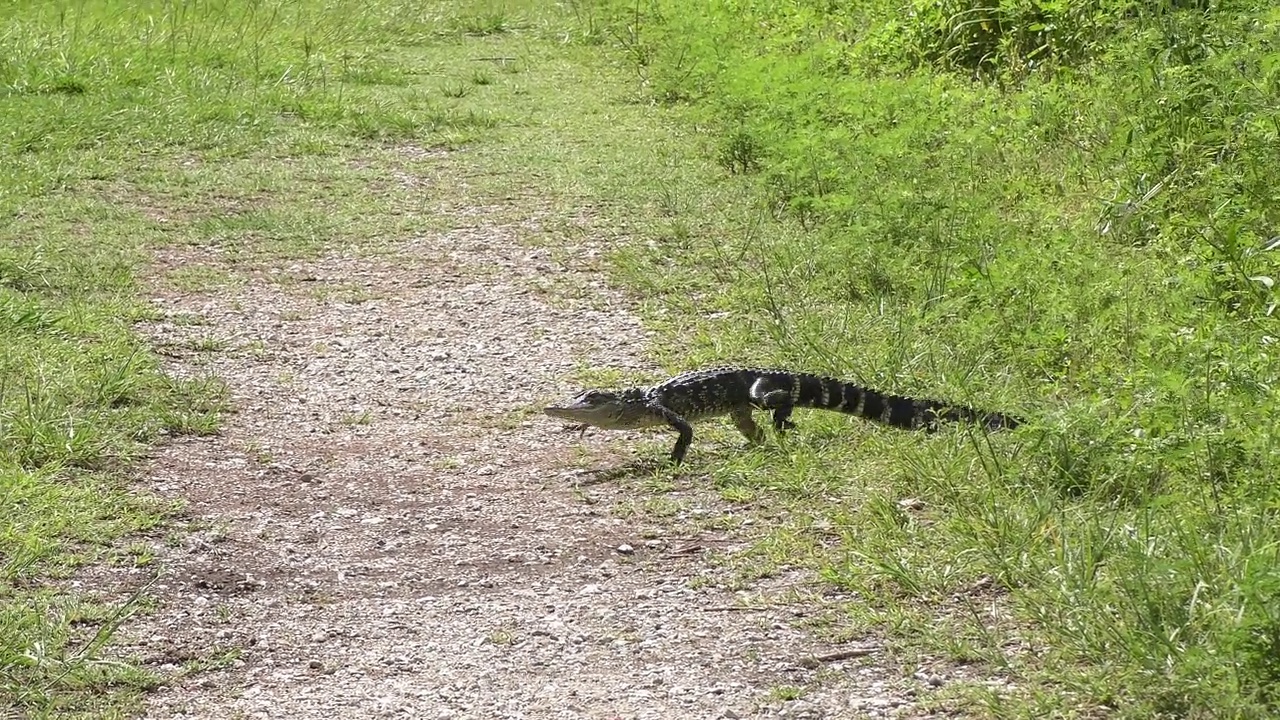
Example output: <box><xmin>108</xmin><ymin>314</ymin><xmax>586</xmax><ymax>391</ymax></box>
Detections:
<box><xmin>582</xmin><ymin>0</ymin><xmax>1280</xmax><ymax>716</ymax></box>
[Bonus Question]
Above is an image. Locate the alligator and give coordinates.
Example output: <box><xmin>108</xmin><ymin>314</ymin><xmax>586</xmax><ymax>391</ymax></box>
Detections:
<box><xmin>544</xmin><ymin>366</ymin><xmax>1022</xmax><ymax>464</ymax></box>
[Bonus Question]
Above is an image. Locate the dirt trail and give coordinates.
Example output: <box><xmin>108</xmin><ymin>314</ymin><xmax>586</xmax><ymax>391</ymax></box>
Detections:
<box><xmin>111</xmin><ymin>152</ymin><xmax>931</xmax><ymax>719</ymax></box>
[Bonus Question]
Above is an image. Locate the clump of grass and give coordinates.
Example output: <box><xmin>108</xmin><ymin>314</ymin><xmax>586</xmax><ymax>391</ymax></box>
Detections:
<box><xmin>441</xmin><ymin>80</ymin><xmax>472</xmax><ymax>98</ymax></box>
<box><xmin>452</xmin><ymin>2</ymin><xmax>523</xmax><ymax>37</ymax></box>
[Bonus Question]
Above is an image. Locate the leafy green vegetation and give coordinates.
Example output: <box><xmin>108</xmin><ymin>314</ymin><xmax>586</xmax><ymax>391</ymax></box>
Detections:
<box><xmin>579</xmin><ymin>0</ymin><xmax>1280</xmax><ymax>716</ymax></box>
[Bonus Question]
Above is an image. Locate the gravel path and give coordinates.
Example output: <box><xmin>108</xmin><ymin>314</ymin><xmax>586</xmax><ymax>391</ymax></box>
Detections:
<box><xmin>103</xmin><ymin>154</ymin><xmax>943</xmax><ymax>719</ymax></box>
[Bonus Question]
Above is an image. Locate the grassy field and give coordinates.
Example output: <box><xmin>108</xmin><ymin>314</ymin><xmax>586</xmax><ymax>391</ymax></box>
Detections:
<box><xmin>3</xmin><ymin>0</ymin><xmax>1278</xmax><ymax>717</ymax></box>
<box><xmin>0</xmin><ymin>0</ymin><xmax>714</xmax><ymax>714</ymax></box>
<box><xmin>0</xmin><ymin>1</ymin><xmax>523</xmax><ymax>715</ymax></box>
<box><xmin>580</xmin><ymin>1</ymin><xmax>1280</xmax><ymax>717</ymax></box>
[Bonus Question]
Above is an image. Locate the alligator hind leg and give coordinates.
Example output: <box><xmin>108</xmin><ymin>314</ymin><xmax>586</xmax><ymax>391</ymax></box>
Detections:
<box><xmin>729</xmin><ymin>405</ymin><xmax>766</xmax><ymax>445</ymax></box>
<box><xmin>749</xmin><ymin>380</ymin><xmax>797</xmax><ymax>432</ymax></box>
<box><xmin>770</xmin><ymin>406</ymin><xmax>797</xmax><ymax>432</ymax></box>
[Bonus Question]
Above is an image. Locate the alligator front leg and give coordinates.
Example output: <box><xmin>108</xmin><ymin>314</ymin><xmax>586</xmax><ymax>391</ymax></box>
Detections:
<box><xmin>649</xmin><ymin>402</ymin><xmax>694</xmax><ymax>464</ymax></box>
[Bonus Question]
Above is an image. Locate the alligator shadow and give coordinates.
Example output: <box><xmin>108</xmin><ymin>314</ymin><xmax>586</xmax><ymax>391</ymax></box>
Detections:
<box><xmin>574</xmin><ymin>457</ymin><xmax>668</xmax><ymax>485</ymax></box>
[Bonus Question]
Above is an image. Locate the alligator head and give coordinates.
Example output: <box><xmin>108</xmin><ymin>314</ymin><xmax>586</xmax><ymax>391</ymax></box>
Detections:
<box><xmin>543</xmin><ymin>387</ymin><xmax>663</xmax><ymax>431</ymax></box>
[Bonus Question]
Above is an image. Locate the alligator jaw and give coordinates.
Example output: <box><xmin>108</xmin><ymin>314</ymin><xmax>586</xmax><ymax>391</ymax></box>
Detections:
<box><xmin>543</xmin><ymin>403</ymin><xmax>591</xmax><ymax>423</ymax></box>
<box><xmin>543</xmin><ymin>400</ymin><xmax>597</xmax><ymax>438</ymax></box>
<box><xmin>543</xmin><ymin>389</ymin><xmax>666</xmax><ymax>431</ymax></box>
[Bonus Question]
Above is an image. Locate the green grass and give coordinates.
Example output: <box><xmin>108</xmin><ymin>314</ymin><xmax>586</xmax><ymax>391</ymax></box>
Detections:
<box><xmin>562</xmin><ymin>0</ymin><xmax>1280</xmax><ymax>717</ymax></box>
<box><xmin>0</xmin><ymin>0</ymin><xmax>530</xmax><ymax>714</ymax></box>
<box><xmin>0</xmin><ymin>223</ymin><xmax>224</xmax><ymax>713</ymax></box>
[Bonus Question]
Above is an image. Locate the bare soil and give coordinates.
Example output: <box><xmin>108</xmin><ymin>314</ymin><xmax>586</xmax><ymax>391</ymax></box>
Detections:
<box><xmin>102</xmin><ymin>150</ymin><xmax>951</xmax><ymax>719</ymax></box>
